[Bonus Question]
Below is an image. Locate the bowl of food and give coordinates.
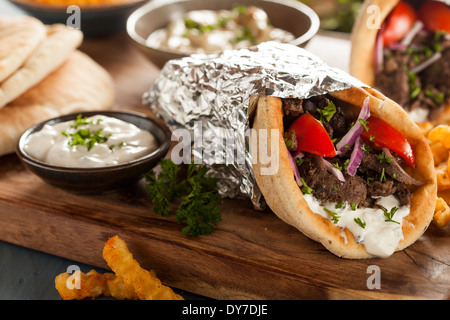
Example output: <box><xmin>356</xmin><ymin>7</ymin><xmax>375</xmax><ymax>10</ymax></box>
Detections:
<box><xmin>126</xmin><ymin>0</ymin><xmax>320</xmax><ymax>68</ymax></box>
<box><xmin>16</xmin><ymin>110</ymin><xmax>171</xmax><ymax>193</ymax></box>
<box><xmin>8</xmin><ymin>0</ymin><xmax>149</xmax><ymax>37</ymax></box>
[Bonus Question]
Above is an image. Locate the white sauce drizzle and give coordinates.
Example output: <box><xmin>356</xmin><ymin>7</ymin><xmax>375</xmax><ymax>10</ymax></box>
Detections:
<box><xmin>303</xmin><ymin>194</ymin><xmax>411</xmax><ymax>258</ymax></box>
<box><xmin>24</xmin><ymin>115</ymin><xmax>157</xmax><ymax>168</ymax></box>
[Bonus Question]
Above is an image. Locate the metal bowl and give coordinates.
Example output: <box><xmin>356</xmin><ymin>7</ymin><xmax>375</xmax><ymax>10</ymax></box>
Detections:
<box><xmin>127</xmin><ymin>0</ymin><xmax>320</xmax><ymax>68</ymax></box>
<box><xmin>8</xmin><ymin>0</ymin><xmax>149</xmax><ymax>37</ymax></box>
<box><xmin>16</xmin><ymin>110</ymin><xmax>171</xmax><ymax>193</ymax></box>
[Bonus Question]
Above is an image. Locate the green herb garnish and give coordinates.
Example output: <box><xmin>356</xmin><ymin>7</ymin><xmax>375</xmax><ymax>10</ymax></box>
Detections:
<box><xmin>358</xmin><ymin>118</ymin><xmax>369</xmax><ymax>131</ymax></box>
<box><xmin>284</xmin><ymin>138</ymin><xmax>292</xmax><ymax>147</ymax></box>
<box><xmin>354</xmin><ymin>218</ymin><xmax>366</xmax><ymax>228</ymax></box>
<box><xmin>380</xmin><ymin>167</ymin><xmax>387</xmax><ymax>182</ymax></box>
<box><xmin>62</xmin><ymin>128</ymin><xmax>110</xmax><ymax>151</ymax></box>
<box><xmin>144</xmin><ymin>159</ymin><xmax>222</xmax><ymax>237</ymax></box>
<box><xmin>318</xmin><ymin>101</ymin><xmax>337</xmax><ymax>123</ymax></box>
<box><xmin>335</xmin><ymin>199</ymin><xmax>345</xmax><ymax>209</ymax></box>
<box><xmin>408</xmin><ymin>72</ymin><xmax>421</xmax><ymax>99</ymax></box>
<box><xmin>324</xmin><ymin>208</ymin><xmax>340</xmax><ymax>224</ymax></box>
<box><xmin>381</xmin><ymin>206</ymin><xmax>400</xmax><ymax>224</ymax></box>
<box><xmin>361</xmin><ymin>142</ymin><xmax>373</xmax><ymax>153</ymax></box>
<box><xmin>295</xmin><ymin>158</ymin><xmax>304</xmax><ymax>167</ymax></box>
<box><xmin>377</xmin><ymin>151</ymin><xmax>393</xmax><ymax>164</ymax></box>
<box><xmin>300</xmin><ymin>178</ymin><xmax>313</xmax><ymax>195</ymax></box>
<box><xmin>235</xmin><ymin>27</ymin><xmax>254</xmax><ymax>43</ymax></box>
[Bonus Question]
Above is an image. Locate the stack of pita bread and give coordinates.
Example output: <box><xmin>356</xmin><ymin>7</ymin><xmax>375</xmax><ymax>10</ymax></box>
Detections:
<box><xmin>0</xmin><ymin>16</ymin><xmax>115</xmax><ymax>156</ymax></box>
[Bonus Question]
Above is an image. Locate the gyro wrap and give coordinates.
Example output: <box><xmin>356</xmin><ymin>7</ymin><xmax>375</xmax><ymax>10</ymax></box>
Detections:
<box><xmin>144</xmin><ymin>41</ymin><xmax>367</xmax><ymax>209</ymax></box>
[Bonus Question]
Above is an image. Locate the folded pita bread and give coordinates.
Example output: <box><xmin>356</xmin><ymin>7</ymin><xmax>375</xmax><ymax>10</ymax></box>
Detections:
<box><xmin>0</xmin><ymin>24</ymin><xmax>83</xmax><ymax>109</ymax></box>
<box><xmin>350</xmin><ymin>0</ymin><xmax>450</xmax><ymax>125</ymax></box>
<box><xmin>0</xmin><ymin>50</ymin><xmax>115</xmax><ymax>156</ymax></box>
<box><xmin>252</xmin><ymin>87</ymin><xmax>437</xmax><ymax>259</ymax></box>
<box><xmin>0</xmin><ymin>16</ymin><xmax>46</xmax><ymax>83</ymax></box>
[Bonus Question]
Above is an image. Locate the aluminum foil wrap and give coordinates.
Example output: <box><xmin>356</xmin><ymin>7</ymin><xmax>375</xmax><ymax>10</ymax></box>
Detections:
<box><xmin>143</xmin><ymin>41</ymin><xmax>367</xmax><ymax>209</ymax></box>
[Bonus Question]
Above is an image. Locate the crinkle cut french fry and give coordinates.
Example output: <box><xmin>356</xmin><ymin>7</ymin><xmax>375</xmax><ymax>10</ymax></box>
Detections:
<box><xmin>428</xmin><ymin>125</ymin><xmax>450</xmax><ymax>148</ymax></box>
<box><xmin>434</xmin><ymin>197</ymin><xmax>450</xmax><ymax>228</ymax></box>
<box><xmin>102</xmin><ymin>235</ymin><xmax>184</xmax><ymax>300</ymax></box>
<box><xmin>55</xmin><ymin>270</ymin><xmax>138</xmax><ymax>300</ymax></box>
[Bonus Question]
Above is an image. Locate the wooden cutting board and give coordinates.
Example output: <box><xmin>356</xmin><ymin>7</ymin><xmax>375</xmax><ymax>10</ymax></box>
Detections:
<box><xmin>0</xmin><ymin>33</ymin><xmax>448</xmax><ymax>300</ymax></box>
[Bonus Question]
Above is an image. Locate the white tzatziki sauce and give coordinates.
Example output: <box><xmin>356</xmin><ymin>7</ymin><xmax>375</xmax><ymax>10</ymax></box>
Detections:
<box><xmin>303</xmin><ymin>194</ymin><xmax>411</xmax><ymax>258</ymax></box>
<box><xmin>24</xmin><ymin>115</ymin><xmax>157</xmax><ymax>168</ymax></box>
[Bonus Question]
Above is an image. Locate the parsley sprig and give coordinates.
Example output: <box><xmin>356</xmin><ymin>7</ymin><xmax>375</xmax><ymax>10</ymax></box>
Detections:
<box><xmin>144</xmin><ymin>159</ymin><xmax>222</xmax><ymax>237</ymax></box>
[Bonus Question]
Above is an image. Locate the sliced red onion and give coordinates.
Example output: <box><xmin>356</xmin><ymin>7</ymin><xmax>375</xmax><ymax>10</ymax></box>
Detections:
<box><xmin>322</xmin><ymin>158</ymin><xmax>346</xmax><ymax>182</ymax></box>
<box><xmin>336</xmin><ymin>96</ymin><xmax>370</xmax><ymax>154</ymax></box>
<box><xmin>347</xmin><ymin>136</ymin><xmax>364</xmax><ymax>177</ymax></box>
<box><xmin>382</xmin><ymin>148</ymin><xmax>424</xmax><ymax>186</ymax></box>
<box><xmin>292</xmin><ymin>150</ymin><xmax>305</xmax><ymax>159</ymax></box>
<box><xmin>389</xmin><ymin>42</ymin><xmax>407</xmax><ymax>51</ymax></box>
<box><xmin>401</xmin><ymin>21</ymin><xmax>424</xmax><ymax>47</ymax></box>
<box><xmin>410</xmin><ymin>51</ymin><xmax>442</xmax><ymax>74</ymax></box>
<box><xmin>287</xmin><ymin>148</ymin><xmax>302</xmax><ymax>187</ymax></box>
<box><xmin>374</xmin><ymin>28</ymin><xmax>384</xmax><ymax>72</ymax></box>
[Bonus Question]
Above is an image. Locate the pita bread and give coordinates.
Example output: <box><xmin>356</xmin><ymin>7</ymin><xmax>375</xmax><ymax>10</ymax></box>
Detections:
<box><xmin>0</xmin><ymin>16</ymin><xmax>46</xmax><ymax>83</ymax></box>
<box><xmin>252</xmin><ymin>87</ymin><xmax>437</xmax><ymax>259</ymax></box>
<box><xmin>0</xmin><ymin>24</ymin><xmax>83</xmax><ymax>109</ymax></box>
<box><xmin>0</xmin><ymin>50</ymin><xmax>115</xmax><ymax>157</ymax></box>
<box><xmin>350</xmin><ymin>0</ymin><xmax>450</xmax><ymax>125</ymax></box>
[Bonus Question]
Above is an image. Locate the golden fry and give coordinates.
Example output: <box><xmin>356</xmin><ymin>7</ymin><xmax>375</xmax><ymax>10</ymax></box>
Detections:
<box><xmin>55</xmin><ymin>236</ymin><xmax>177</xmax><ymax>300</ymax></box>
<box><xmin>435</xmin><ymin>161</ymin><xmax>450</xmax><ymax>190</ymax></box>
<box><xmin>102</xmin><ymin>235</ymin><xmax>184</xmax><ymax>300</ymax></box>
<box><xmin>429</xmin><ymin>142</ymin><xmax>449</xmax><ymax>166</ymax></box>
<box><xmin>428</xmin><ymin>125</ymin><xmax>450</xmax><ymax>148</ymax></box>
<box><xmin>417</xmin><ymin>121</ymin><xmax>434</xmax><ymax>137</ymax></box>
<box><xmin>433</xmin><ymin>197</ymin><xmax>450</xmax><ymax>228</ymax></box>
<box><xmin>55</xmin><ymin>269</ymin><xmax>138</xmax><ymax>300</ymax></box>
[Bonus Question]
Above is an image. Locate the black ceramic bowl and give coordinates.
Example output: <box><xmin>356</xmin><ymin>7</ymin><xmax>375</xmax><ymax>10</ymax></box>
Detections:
<box><xmin>8</xmin><ymin>0</ymin><xmax>149</xmax><ymax>37</ymax></box>
<box><xmin>126</xmin><ymin>0</ymin><xmax>320</xmax><ymax>68</ymax></box>
<box><xmin>16</xmin><ymin>110</ymin><xmax>171</xmax><ymax>193</ymax></box>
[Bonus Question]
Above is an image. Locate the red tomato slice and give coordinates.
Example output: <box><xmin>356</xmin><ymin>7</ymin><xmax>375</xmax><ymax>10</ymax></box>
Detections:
<box><xmin>361</xmin><ymin>116</ymin><xmax>416</xmax><ymax>168</ymax></box>
<box><xmin>383</xmin><ymin>1</ymin><xmax>417</xmax><ymax>47</ymax></box>
<box><xmin>287</xmin><ymin>113</ymin><xmax>336</xmax><ymax>158</ymax></box>
<box><xmin>418</xmin><ymin>0</ymin><xmax>450</xmax><ymax>33</ymax></box>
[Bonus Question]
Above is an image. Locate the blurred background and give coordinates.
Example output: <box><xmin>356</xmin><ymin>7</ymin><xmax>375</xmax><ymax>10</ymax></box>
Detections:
<box><xmin>299</xmin><ymin>0</ymin><xmax>364</xmax><ymax>33</ymax></box>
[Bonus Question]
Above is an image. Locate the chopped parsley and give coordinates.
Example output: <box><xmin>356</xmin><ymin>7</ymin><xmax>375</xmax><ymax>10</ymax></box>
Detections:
<box><xmin>317</xmin><ymin>101</ymin><xmax>337</xmax><ymax>123</ymax></box>
<box><xmin>324</xmin><ymin>208</ymin><xmax>340</xmax><ymax>224</ymax></box>
<box><xmin>284</xmin><ymin>137</ymin><xmax>292</xmax><ymax>147</ymax></box>
<box><xmin>61</xmin><ymin>114</ymin><xmax>112</xmax><ymax>151</ymax></box>
<box><xmin>354</xmin><ymin>218</ymin><xmax>366</xmax><ymax>228</ymax></box>
<box><xmin>380</xmin><ymin>168</ymin><xmax>387</xmax><ymax>182</ymax></box>
<box><xmin>381</xmin><ymin>206</ymin><xmax>400</xmax><ymax>224</ymax></box>
<box><xmin>295</xmin><ymin>158</ymin><xmax>304</xmax><ymax>167</ymax></box>
<box><xmin>358</xmin><ymin>118</ymin><xmax>369</xmax><ymax>131</ymax></box>
<box><xmin>235</xmin><ymin>27</ymin><xmax>254</xmax><ymax>43</ymax></box>
<box><xmin>361</xmin><ymin>142</ymin><xmax>373</xmax><ymax>153</ymax></box>
<box><xmin>408</xmin><ymin>72</ymin><xmax>421</xmax><ymax>99</ymax></box>
<box><xmin>335</xmin><ymin>199</ymin><xmax>345</xmax><ymax>209</ymax></box>
<box><xmin>333</xmin><ymin>162</ymin><xmax>342</xmax><ymax>171</ymax></box>
<box><xmin>300</xmin><ymin>178</ymin><xmax>313</xmax><ymax>194</ymax></box>
<box><xmin>62</xmin><ymin>128</ymin><xmax>111</xmax><ymax>151</ymax></box>
<box><xmin>377</xmin><ymin>151</ymin><xmax>393</xmax><ymax>164</ymax></box>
